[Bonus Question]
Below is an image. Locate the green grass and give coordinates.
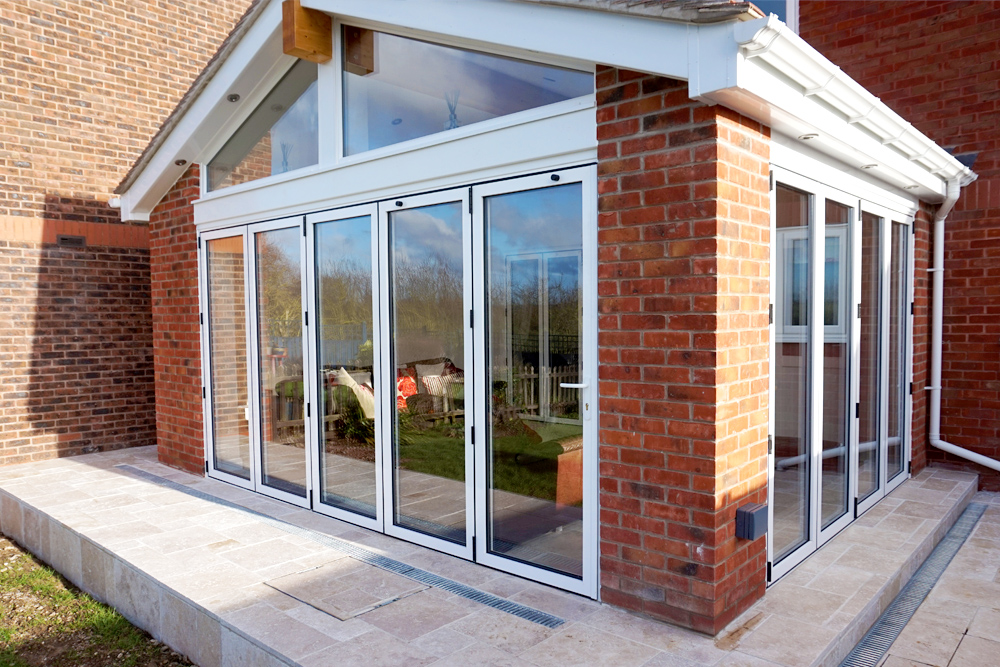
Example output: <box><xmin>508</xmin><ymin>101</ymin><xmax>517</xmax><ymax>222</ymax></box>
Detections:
<box><xmin>397</xmin><ymin>419</ymin><xmax>582</xmax><ymax>501</ymax></box>
<box><xmin>0</xmin><ymin>538</ymin><xmax>188</xmax><ymax>667</ymax></box>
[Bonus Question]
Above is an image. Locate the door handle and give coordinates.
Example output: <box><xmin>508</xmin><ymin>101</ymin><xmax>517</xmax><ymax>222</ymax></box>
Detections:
<box><xmin>560</xmin><ymin>383</ymin><xmax>588</xmax><ymax>389</ymax></box>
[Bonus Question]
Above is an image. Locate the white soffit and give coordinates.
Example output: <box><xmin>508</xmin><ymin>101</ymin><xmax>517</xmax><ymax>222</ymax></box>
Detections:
<box><xmin>697</xmin><ymin>16</ymin><xmax>975</xmax><ymax>202</ymax></box>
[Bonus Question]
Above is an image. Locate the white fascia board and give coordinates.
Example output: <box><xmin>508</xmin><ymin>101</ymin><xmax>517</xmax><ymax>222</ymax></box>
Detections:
<box><xmin>303</xmin><ymin>0</ymin><xmax>692</xmax><ymax>79</ymax></box>
<box><xmin>695</xmin><ymin>16</ymin><xmax>974</xmax><ymax>203</ymax></box>
<box><xmin>118</xmin><ymin>1</ymin><xmax>287</xmax><ymax>222</ymax></box>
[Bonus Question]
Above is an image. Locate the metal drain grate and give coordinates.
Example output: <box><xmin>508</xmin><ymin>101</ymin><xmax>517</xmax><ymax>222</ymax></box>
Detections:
<box><xmin>116</xmin><ymin>465</ymin><xmax>566</xmax><ymax>629</ymax></box>
<box><xmin>839</xmin><ymin>501</ymin><xmax>987</xmax><ymax>667</ymax></box>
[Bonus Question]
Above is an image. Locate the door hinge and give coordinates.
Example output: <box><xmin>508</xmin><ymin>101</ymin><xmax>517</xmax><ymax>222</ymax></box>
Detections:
<box><xmin>200</xmin><ymin>312</ymin><xmax>204</xmax><ymax>326</ymax></box>
<box><xmin>309</xmin><ymin>489</ymin><xmax>313</xmax><ymax>505</ymax></box>
<box><xmin>857</xmin><ymin>303</ymin><xmax>862</xmax><ymax>319</ymax></box>
<box><xmin>204</xmin><ymin>460</ymin><xmax>209</xmax><ymax>474</ymax></box>
<box><xmin>768</xmin><ymin>303</ymin><xmax>773</xmax><ymax>325</ymax></box>
<box><xmin>306</xmin><ymin>403</ymin><xmax>311</xmax><ymax>418</ymax></box>
<box><xmin>468</xmin><ymin>187</ymin><xmax>473</xmax><ymax>213</ymax></box>
<box><xmin>469</xmin><ymin>310</ymin><xmax>474</xmax><ymax>328</ymax></box>
<box><xmin>767</xmin><ymin>434</ymin><xmax>773</xmax><ymax>455</ymax></box>
<box><xmin>471</xmin><ymin>425</ymin><xmax>475</xmax><ymax>445</ymax></box>
<box><xmin>472</xmin><ymin>535</ymin><xmax>476</xmax><ymax>553</ymax></box>
<box><xmin>766</xmin><ymin>561</ymin><xmax>772</xmax><ymax>581</ymax></box>
<box><xmin>910</xmin><ymin>302</ymin><xmax>915</xmax><ymax>316</ymax></box>
<box><xmin>769</xmin><ymin>172</ymin><xmax>774</xmax><ymax>192</ymax></box>
<box><xmin>304</xmin><ymin>311</ymin><xmax>309</xmax><ymax>326</ymax></box>
<box><xmin>202</xmin><ymin>386</ymin><xmax>206</xmax><ymax>399</ymax></box>
<box><xmin>854</xmin><ymin>497</ymin><xmax>860</xmax><ymax>518</ymax></box>
<box><xmin>302</xmin><ymin>217</ymin><xmax>307</xmax><ymax>237</ymax></box>
<box><xmin>910</xmin><ymin>381</ymin><xmax>916</xmax><ymax>394</ymax></box>
<box><xmin>855</xmin><ymin>402</ymin><xmax>860</xmax><ymax>419</ymax></box>
<box><xmin>197</xmin><ymin>237</ymin><xmax>202</xmax><ymax>249</ymax></box>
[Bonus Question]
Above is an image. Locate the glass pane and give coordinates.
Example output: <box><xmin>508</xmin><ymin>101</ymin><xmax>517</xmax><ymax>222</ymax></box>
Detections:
<box><xmin>389</xmin><ymin>201</ymin><xmax>467</xmax><ymax>544</ymax></box>
<box><xmin>774</xmin><ymin>184</ymin><xmax>810</xmax><ymax>562</ymax></box>
<box><xmin>208</xmin><ymin>60</ymin><xmax>319</xmax><ymax>191</ymax></box>
<box><xmin>887</xmin><ymin>222</ymin><xmax>908</xmax><ymax>480</ymax></box>
<box><xmin>486</xmin><ymin>183</ymin><xmax>584</xmax><ymax>578</ymax></box>
<box><xmin>207</xmin><ymin>236</ymin><xmax>251</xmax><ymax>479</ymax></box>
<box><xmin>858</xmin><ymin>212</ymin><xmax>882</xmax><ymax>501</ymax></box>
<box><xmin>821</xmin><ymin>201</ymin><xmax>850</xmax><ymax>528</ymax></box>
<box><xmin>342</xmin><ymin>26</ymin><xmax>593</xmax><ymax>156</ymax></box>
<box><xmin>316</xmin><ymin>216</ymin><xmax>377</xmax><ymax>518</ymax></box>
<box><xmin>255</xmin><ymin>227</ymin><xmax>306</xmax><ymax>497</ymax></box>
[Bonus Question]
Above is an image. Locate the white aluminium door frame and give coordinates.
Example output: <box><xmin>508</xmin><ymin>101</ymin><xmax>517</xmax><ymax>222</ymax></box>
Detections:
<box><xmin>199</xmin><ymin>225</ymin><xmax>255</xmax><ymax>492</ymax></box>
<box><xmin>378</xmin><ymin>187</ymin><xmax>475</xmax><ymax>561</ymax></box>
<box><xmin>305</xmin><ymin>203</ymin><xmax>383</xmax><ymax>532</ymax></box>
<box><xmin>471</xmin><ymin>165</ymin><xmax>598</xmax><ymax>598</ymax></box>
<box><xmin>245</xmin><ymin>215</ymin><xmax>313</xmax><ymax>509</ymax></box>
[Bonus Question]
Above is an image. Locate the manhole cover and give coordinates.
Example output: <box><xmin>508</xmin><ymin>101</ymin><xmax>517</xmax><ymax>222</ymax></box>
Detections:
<box><xmin>265</xmin><ymin>557</ymin><xmax>428</xmax><ymax>620</ymax></box>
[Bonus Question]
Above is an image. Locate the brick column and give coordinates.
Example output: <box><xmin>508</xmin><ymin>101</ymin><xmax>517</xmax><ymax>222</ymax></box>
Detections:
<box><xmin>149</xmin><ymin>165</ymin><xmax>205</xmax><ymax>474</ymax></box>
<box><xmin>596</xmin><ymin>67</ymin><xmax>771</xmax><ymax>634</ymax></box>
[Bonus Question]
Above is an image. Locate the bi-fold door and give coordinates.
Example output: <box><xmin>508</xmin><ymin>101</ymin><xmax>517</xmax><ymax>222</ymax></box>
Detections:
<box><xmin>768</xmin><ymin>167</ymin><xmax>913</xmax><ymax>582</ymax></box>
<box><xmin>200</xmin><ymin>166</ymin><xmax>597</xmax><ymax>596</ymax></box>
<box><xmin>200</xmin><ymin>217</ymin><xmax>313</xmax><ymax>509</ymax></box>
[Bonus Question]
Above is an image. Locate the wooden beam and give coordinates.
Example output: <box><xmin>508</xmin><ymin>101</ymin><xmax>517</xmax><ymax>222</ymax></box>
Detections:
<box><xmin>282</xmin><ymin>0</ymin><xmax>332</xmax><ymax>63</ymax></box>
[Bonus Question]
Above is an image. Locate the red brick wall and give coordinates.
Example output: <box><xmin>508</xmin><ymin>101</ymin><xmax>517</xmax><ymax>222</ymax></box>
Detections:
<box><xmin>149</xmin><ymin>166</ymin><xmax>204</xmax><ymax>474</ymax></box>
<box><xmin>0</xmin><ymin>223</ymin><xmax>154</xmax><ymax>465</ymax></box>
<box><xmin>596</xmin><ymin>67</ymin><xmax>770</xmax><ymax>634</ymax></box>
<box><xmin>800</xmin><ymin>1</ymin><xmax>1000</xmax><ymax>489</ymax></box>
<box><xmin>0</xmin><ymin>0</ymin><xmax>252</xmax><ymax>466</ymax></box>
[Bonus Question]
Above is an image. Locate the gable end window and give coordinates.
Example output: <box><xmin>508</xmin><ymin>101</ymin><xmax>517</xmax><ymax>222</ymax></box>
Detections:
<box><xmin>341</xmin><ymin>25</ymin><xmax>594</xmax><ymax>156</ymax></box>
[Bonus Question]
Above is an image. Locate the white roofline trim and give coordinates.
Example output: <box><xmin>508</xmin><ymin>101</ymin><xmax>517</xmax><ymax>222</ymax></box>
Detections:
<box><xmin>695</xmin><ymin>16</ymin><xmax>975</xmax><ymax>202</ymax></box>
<box><xmin>117</xmin><ymin>4</ymin><xmax>975</xmax><ymax>220</ymax></box>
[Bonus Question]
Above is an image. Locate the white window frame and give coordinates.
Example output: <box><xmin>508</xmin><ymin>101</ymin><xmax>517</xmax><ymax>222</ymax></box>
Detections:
<box><xmin>196</xmin><ymin>17</ymin><xmax>596</xmax><ymax>205</ymax></box>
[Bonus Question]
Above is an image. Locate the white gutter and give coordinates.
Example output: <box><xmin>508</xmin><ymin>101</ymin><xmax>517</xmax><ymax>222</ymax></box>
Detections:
<box><xmin>927</xmin><ymin>176</ymin><xmax>1000</xmax><ymax>472</ymax></box>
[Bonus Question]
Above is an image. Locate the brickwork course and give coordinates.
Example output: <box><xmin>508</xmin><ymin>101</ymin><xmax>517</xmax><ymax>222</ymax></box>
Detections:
<box><xmin>0</xmin><ymin>0</ymin><xmax>252</xmax><ymax>464</ymax></box>
<box><xmin>595</xmin><ymin>67</ymin><xmax>770</xmax><ymax>634</ymax></box>
<box><xmin>800</xmin><ymin>1</ymin><xmax>1000</xmax><ymax>490</ymax></box>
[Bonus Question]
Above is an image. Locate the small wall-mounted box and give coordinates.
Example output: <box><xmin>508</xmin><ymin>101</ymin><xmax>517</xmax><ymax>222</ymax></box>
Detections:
<box><xmin>735</xmin><ymin>502</ymin><xmax>768</xmax><ymax>541</ymax></box>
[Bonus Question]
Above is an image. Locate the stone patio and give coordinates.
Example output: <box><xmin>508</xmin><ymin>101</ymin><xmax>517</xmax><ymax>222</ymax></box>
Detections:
<box><xmin>0</xmin><ymin>447</ymin><xmax>979</xmax><ymax>667</ymax></box>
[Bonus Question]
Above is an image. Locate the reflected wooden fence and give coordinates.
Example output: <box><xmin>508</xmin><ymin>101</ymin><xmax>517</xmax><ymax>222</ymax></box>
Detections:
<box><xmin>508</xmin><ymin>364</ymin><xmax>579</xmax><ymax>418</ymax></box>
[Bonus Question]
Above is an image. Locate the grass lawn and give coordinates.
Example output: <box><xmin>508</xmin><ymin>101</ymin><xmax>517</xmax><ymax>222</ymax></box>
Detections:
<box><xmin>398</xmin><ymin>419</ymin><xmax>582</xmax><ymax>502</ymax></box>
<box><xmin>0</xmin><ymin>535</ymin><xmax>190</xmax><ymax>667</ymax></box>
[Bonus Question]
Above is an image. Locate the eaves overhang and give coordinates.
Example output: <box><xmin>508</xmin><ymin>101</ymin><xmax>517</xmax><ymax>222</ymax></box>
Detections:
<box><xmin>115</xmin><ymin>2</ymin><xmax>974</xmax><ymax>221</ymax></box>
<box><xmin>693</xmin><ymin>15</ymin><xmax>976</xmax><ymax>201</ymax></box>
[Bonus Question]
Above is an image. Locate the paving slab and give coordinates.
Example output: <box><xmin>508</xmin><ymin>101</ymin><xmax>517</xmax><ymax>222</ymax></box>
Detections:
<box><xmin>876</xmin><ymin>490</ymin><xmax>1000</xmax><ymax>667</ymax></box>
<box><xmin>0</xmin><ymin>447</ymin><xmax>980</xmax><ymax>666</ymax></box>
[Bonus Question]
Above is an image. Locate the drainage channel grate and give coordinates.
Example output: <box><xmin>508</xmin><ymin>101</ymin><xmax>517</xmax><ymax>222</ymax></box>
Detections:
<box><xmin>839</xmin><ymin>501</ymin><xmax>987</xmax><ymax>667</ymax></box>
<box><xmin>116</xmin><ymin>465</ymin><xmax>566</xmax><ymax>629</ymax></box>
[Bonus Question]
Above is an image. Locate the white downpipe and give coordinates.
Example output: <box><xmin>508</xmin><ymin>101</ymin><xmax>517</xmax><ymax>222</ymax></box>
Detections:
<box><xmin>928</xmin><ymin>177</ymin><xmax>1000</xmax><ymax>472</ymax></box>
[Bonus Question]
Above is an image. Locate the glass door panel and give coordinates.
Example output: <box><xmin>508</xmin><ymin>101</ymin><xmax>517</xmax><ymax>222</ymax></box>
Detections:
<box><xmin>206</xmin><ymin>235</ymin><xmax>252</xmax><ymax>481</ymax></box>
<box><xmin>773</xmin><ymin>184</ymin><xmax>811</xmax><ymax>563</ymax></box>
<box><xmin>858</xmin><ymin>212</ymin><xmax>882</xmax><ymax>503</ymax></box>
<box><xmin>484</xmin><ymin>183</ymin><xmax>585</xmax><ymax>579</ymax></box>
<box><xmin>821</xmin><ymin>200</ymin><xmax>851</xmax><ymax>530</ymax></box>
<box><xmin>887</xmin><ymin>221</ymin><xmax>909</xmax><ymax>484</ymax></box>
<box><xmin>253</xmin><ymin>226</ymin><xmax>308</xmax><ymax>499</ymax></box>
<box><xmin>387</xmin><ymin>197</ymin><xmax>470</xmax><ymax>548</ymax></box>
<box><xmin>314</xmin><ymin>212</ymin><xmax>380</xmax><ymax>519</ymax></box>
